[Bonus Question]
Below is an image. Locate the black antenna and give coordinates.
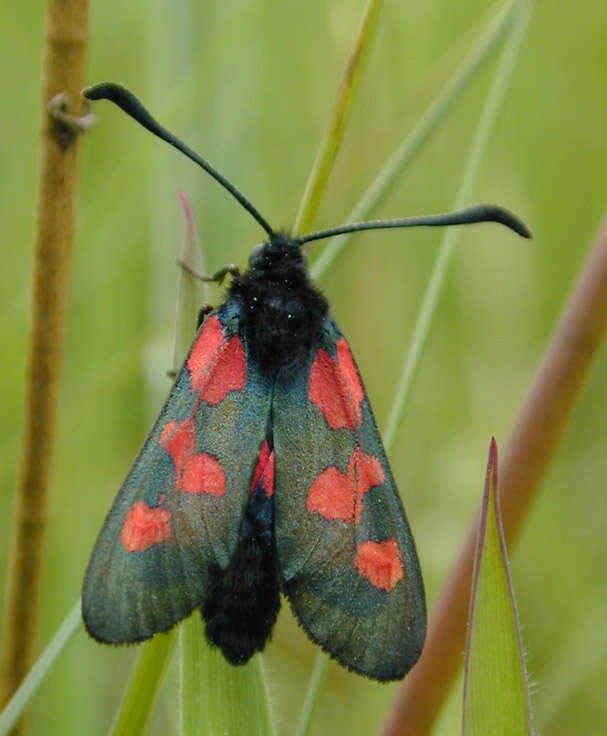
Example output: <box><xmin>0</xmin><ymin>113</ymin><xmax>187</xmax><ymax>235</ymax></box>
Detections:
<box><xmin>84</xmin><ymin>82</ymin><xmax>275</xmax><ymax>237</ymax></box>
<box><xmin>296</xmin><ymin>205</ymin><xmax>531</xmax><ymax>244</ymax></box>
<box><xmin>85</xmin><ymin>82</ymin><xmax>531</xmax><ymax>247</ymax></box>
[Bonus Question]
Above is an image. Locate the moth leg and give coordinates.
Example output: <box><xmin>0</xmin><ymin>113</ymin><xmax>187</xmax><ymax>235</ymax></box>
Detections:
<box><xmin>196</xmin><ymin>304</ymin><xmax>214</xmax><ymax>329</ymax></box>
<box><xmin>209</xmin><ymin>264</ymin><xmax>241</xmax><ymax>284</ymax></box>
<box><xmin>176</xmin><ymin>260</ymin><xmax>240</xmax><ymax>285</ymax></box>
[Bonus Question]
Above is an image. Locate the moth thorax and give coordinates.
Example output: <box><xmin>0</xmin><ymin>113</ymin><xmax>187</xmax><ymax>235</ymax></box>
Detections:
<box><xmin>242</xmin><ymin>274</ymin><xmax>329</xmax><ymax>375</ymax></box>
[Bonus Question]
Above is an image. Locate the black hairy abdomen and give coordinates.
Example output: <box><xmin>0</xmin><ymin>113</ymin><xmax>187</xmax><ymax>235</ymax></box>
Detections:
<box><xmin>202</xmin><ymin>477</ymin><xmax>280</xmax><ymax>664</ymax></box>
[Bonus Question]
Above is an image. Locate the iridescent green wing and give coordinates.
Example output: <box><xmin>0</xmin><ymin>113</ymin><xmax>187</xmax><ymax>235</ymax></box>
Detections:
<box><xmin>273</xmin><ymin>317</ymin><xmax>426</xmax><ymax>680</ymax></box>
<box><xmin>82</xmin><ymin>304</ymin><xmax>272</xmax><ymax>643</ymax></box>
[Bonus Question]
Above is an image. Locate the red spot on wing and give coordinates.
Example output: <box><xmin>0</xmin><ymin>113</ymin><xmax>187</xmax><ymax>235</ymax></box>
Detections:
<box><xmin>158</xmin><ymin>420</ymin><xmax>177</xmax><ymax>446</ymax></box>
<box><xmin>336</xmin><ymin>338</ymin><xmax>364</xmax><ymax>413</ymax></box>
<box><xmin>306</xmin><ymin>465</ymin><xmax>353</xmax><ymax>520</ymax></box>
<box><xmin>159</xmin><ymin>419</ymin><xmax>191</xmax><ymax>470</ymax></box>
<box><xmin>309</xmin><ymin>340</ymin><xmax>363</xmax><ymax>430</ymax></box>
<box><xmin>200</xmin><ymin>336</ymin><xmax>246</xmax><ymax>405</ymax></box>
<box><xmin>179</xmin><ymin>452</ymin><xmax>226</xmax><ymax>495</ymax></box>
<box><xmin>187</xmin><ymin>315</ymin><xmax>246</xmax><ymax>404</ymax></box>
<box><xmin>187</xmin><ymin>315</ymin><xmax>223</xmax><ymax>386</ymax></box>
<box><xmin>354</xmin><ymin>538</ymin><xmax>404</xmax><ymax>591</ymax></box>
<box><xmin>307</xmin><ymin>449</ymin><xmax>385</xmax><ymax>524</ymax></box>
<box><xmin>251</xmin><ymin>440</ymin><xmax>275</xmax><ymax>498</ymax></box>
<box><xmin>159</xmin><ymin>418</ymin><xmax>226</xmax><ymax>496</ymax></box>
<box><xmin>251</xmin><ymin>440</ymin><xmax>270</xmax><ymax>491</ymax></box>
<box><xmin>121</xmin><ymin>501</ymin><xmax>172</xmax><ymax>553</ymax></box>
<box><xmin>355</xmin><ymin>451</ymin><xmax>385</xmax><ymax>512</ymax></box>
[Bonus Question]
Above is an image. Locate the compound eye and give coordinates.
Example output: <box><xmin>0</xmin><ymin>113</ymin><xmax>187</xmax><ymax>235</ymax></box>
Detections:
<box><xmin>248</xmin><ymin>242</ymin><xmax>267</xmax><ymax>269</ymax></box>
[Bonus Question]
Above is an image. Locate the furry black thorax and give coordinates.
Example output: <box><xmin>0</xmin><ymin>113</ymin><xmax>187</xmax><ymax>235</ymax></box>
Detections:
<box><xmin>228</xmin><ymin>234</ymin><xmax>329</xmax><ymax>378</ymax></box>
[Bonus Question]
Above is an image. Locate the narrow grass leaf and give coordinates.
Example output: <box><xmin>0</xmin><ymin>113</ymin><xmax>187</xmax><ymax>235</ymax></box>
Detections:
<box><xmin>383</xmin><ymin>0</ymin><xmax>532</xmax><ymax>457</ymax></box>
<box><xmin>173</xmin><ymin>190</ymin><xmax>208</xmax><ymax>370</ymax></box>
<box><xmin>294</xmin><ymin>653</ymin><xmax>329</xmax><ymax>736</ymax></box>
<box><xmin>462</xmin><ymin>438</ymin><xmax>533</xmax><ymax>736</ymax></box>
<box><xmin>311</xmin><ymin>0</ymin><xmax>517</xmax><ymax>282</ymax></box>
<box><xmin>294</xmin><ymin>0</ymin><xmax>384</xmax><ymax>235</ymax></box>
<box><xmin>110</xmin><ymin>632</ymin><xmax>177</xmax><ymax>736</ymax></box>
<box><xmin>183</xmin><ymin>617</ymin><xmax>276</xmax><ymax>736</ymax></box>
<box><xmin>0</xmin><ymin>601</ymin><xmax>81</xmax><ymax>736</ymax></box>
<box><xmin>175</xmin><ymin>199</ymin><xmax>275</xmax><ymax>736</ymax></box>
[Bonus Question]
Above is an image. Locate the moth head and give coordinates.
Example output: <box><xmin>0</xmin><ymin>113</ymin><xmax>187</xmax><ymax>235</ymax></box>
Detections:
<box><xmin>248</xmin><ymin>234</ymin><xmax>302</xmax><ymax>273</ymax></box>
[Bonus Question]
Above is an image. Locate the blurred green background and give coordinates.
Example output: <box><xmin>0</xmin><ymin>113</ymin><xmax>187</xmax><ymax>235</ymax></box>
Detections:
<box><xmin>2</xmin><ymin>0</ymin><xmax>607</xmax><ymax>733</ymax></box>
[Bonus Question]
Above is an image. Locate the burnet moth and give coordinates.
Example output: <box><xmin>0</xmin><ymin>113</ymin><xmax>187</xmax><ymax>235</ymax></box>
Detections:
<box><xmin>82</xmin><ymin>83</ymin><xmax>530</xmax><ymax>681</ymax></box>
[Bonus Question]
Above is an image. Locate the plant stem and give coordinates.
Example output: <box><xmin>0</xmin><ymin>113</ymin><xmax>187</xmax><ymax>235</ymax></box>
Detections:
<box><xmin>0</xmin><ymin>602</ymin><xmax>82</xmax><ymax>736</ymax></box>
<box><xmin>311</xmin><ymin>0</ymin><xmax>517</xmax><ymax>282</ymax></box>
<box><xmin>0</xmin><ymin>1</ymin><xmax>90</xmax><ymax>732</ymax></box>
<box><xmin>383</xmin><ymin>0</ymin><xmax>530</xmax><ymax>449</ymax></box>
<box><xmin>293</xmin><ymin>0</ymin><xmax>384</xmax><ymax>235</ymax></box>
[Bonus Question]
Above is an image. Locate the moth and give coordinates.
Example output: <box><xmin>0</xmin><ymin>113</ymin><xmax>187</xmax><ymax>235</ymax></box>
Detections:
<box><xmin>82</xmin><ymin>83</ymin><xmax>530</xmax><ymax>681</ymax></box>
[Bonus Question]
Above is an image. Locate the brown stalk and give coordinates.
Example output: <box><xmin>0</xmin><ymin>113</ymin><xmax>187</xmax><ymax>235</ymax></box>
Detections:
<box><xmin>379</xmin><ymin>215</ymin><xmax>607</xmax><ymax>736</ymax></box>
<box><xmin>0</xmin><ymin>0</ymin><xmax>90</xmax><ymax>732</ymax></box>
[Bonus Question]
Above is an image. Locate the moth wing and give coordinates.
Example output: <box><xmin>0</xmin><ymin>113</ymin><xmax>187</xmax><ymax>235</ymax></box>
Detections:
<box><xmin>83</xmin><ymin>307</ymin><xmax>272</xmax><ymax>643</ymax></box>
<box><xmin>273</xmin><ymin>320</ymin><xmax>426</xmax><ymax>680</ymax></box>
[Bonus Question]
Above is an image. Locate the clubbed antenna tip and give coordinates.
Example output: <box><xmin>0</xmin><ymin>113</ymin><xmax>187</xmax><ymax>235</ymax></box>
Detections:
<box><xmin>84</xmin><ymin>82</ymin><xmax>532</xmax><ymax>248</ymax></box>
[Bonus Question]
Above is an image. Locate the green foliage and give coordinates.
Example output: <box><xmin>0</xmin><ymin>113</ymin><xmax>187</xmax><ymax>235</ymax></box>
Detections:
<box><xmin>2</xmin><ymin>0</ymin><xmax>607</xmax><ymax>734</ymax></box>
<box><xmin>180</xmin><ymin>616</ymin><xmax>275</xmax><ymax>736</ymax></box>
<box><xmin>111</xmin><ymin>632</ymin><xmax>177</xmax><ymax>736</ymax></box>
<box><xmin>463</xmin><ymin>440</ymin><xmax>532</xmax><ymax>735</ymax></box>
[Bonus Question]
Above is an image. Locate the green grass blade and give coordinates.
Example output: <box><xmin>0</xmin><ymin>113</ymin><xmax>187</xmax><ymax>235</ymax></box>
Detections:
<box><xmin>110</xmin><ymin>632</ymin><xmax>177</xmax><ymax>736</ymax></box>
<box><xmin>310</xmin><ymin>0</ymin><xmax>517</xmax><ymax>282</ymax></box>
<box><xmin>181</xmin><ymin>613</ymin><xmax>275</xmax><ymax>736</ymax></box>
<box><xmin>383</xmin><ymin>0</ymin><xmax>533</xmax><ymax>450</ymax></box>
<box><xmin>173</xmin><ymin>190</ymin><xmax>209</xmax><ymax>371</ymax></box>
<box><xmin>0</xmin><ymin>601</ymin><xmax>81</xmax><ymax>736</ymax></box>
<box><xmin>180</xmin><ymin>615</ymin><xmax>206</xmax><ymax>736</ymax></box>
<box><xmin>174</xmin><ymin>197</ymin><xmax>275</xmax><ymax>736</ymax></box>
<box><xmin>294</xmin><ymin>0</ymin><xmax>384</xmax><ymax>235</ymax></box>
<box><xmin>293</xmin><ymin>652</ymin><xmax>329</xmax><ymax>736</ymax></box>
<box><xmin>462</xmin><ymin>439</ymin><xmax>533</xmax><ymax>735</ymax></box>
